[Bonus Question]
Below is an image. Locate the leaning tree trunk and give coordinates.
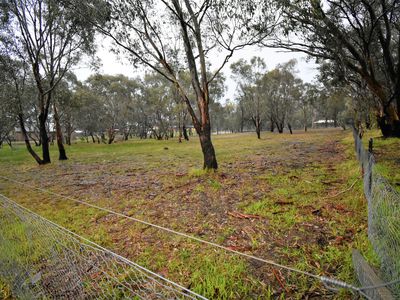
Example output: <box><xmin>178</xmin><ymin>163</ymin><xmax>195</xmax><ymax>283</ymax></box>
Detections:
<box><xmin>18</xmin><ymin>114</ymin><xmax>43</xmax><ymax>164</ymax></box>
<box><xmin>288</xmin><ymin>123</ymin><xmax>293</xmax><ymax>134</ymax></box>
<box><xmin>53</xmin><ymin>103</ymin><xmax>68</xmax><ymax>160</ymax></box>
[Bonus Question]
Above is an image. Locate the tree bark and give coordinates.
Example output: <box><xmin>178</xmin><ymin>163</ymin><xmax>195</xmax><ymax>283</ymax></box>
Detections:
<box><xmin>183</xmin><ymin>125</ymin><xmax>189</xmax><ymax>141</ymax></box>
<box><xmin>38</xmin><ymin>112</ymin><xmax>51</xmax><ymax>164</ymax></box>
<box><xmin>18</xmin><ymin>114</ymin><xmax>44</xmax><ymax>164</ymax></box>
<box><xmin>53</xmin><ymin>102</ymin><xmax>68</xmax><ymax>160</ymax></box>
<box><xmin>270</xmin><ymin>121</ymin><xmax>275</xmax><ymax>132</ymax></box>
<box><xmin>199</xmin><ymin>130</ymin><xmax>218</xmax><ymax>170</ymax></box>
<box><xmin>288</xmin><ymin>123</ymin><xmax>293</xmax><ymax>134</ymax></box>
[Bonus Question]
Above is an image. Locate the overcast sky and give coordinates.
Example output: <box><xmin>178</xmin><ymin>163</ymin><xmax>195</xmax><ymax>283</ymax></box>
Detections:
<box><xmin>74</xmin><ymin>37</ymin><xmax>319</xmax><ymax>103</ymax></box>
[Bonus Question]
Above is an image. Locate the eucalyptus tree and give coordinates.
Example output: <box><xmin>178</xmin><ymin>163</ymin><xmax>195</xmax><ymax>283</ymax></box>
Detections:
<box><xmin>80</xmin><ymin>0</ymin><xmax>276</xmax><ymax>169</ymax></box>
<box><xmin>275</xmin><ymin>0</ymin><xmax>400</xmax><ymax>137</ymax></box>
<box><xmin>0</xmin><ymin>64</ymin><xmax>16</xmax><ymax>148</ymax></box>
<box><xmin>2</xmin><ymin>0</ymin><xmax>98</xmax><ymax>163</ymax></box>
<box><xmin>54</xmin><ymin>74</ymin><xmax>82</xmax><ymax>146</ymax></box>
<box><xmin>231</xmin><ymin>57</ymin><xmax>268</xmax><ymax>139</ymax></box>
<box><xmin>74</xmin><ymin>85</ymin><xmax>105</xmax><ymax>143</ymax></box>
<box><xmin>85</xmin><ymin>74</ymin><xmax>138</xmax><ymax>144</ymax></box>
<box><xmin>263</xmin><ymin>60</ymin><xmax>301</xmax><ymax>134</ymax></box>
<box><xmin>300</xmin><ymin>83</ymin><xmax>319</xmax><ymax>132</ymax></box>
<box><xmin>142</xmin><ymin>72</ymin><xmax>176</xmax><ymax>140</ymax></box>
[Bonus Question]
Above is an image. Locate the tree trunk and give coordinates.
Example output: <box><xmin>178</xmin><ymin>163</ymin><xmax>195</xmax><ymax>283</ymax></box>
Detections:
<box><xmin>270</xmin><ymin>121</ymin><xmax>275</xmax><ymax>132</ymax></box>
<box><xmin>252</xmin><ymin>116</ymin><xmax>261</xmax><ymax>139</ymax></box>
<box><xmin>18</xmin><ymin>114</ymin><xmax>43</xmax><ymax>164</ymax></box>
<box><xmin>377</xmin><ymin>115</ymin><xmax>400</xmax><ymax>137</ymax></box>
<box><xmin>183</xmin><ymin>125</ymin><xmax>189</xmax><ymax>141</ymax></box>
<box><xmin>240</xmin><ymin>108</ymin><xmax>244</xmax><ymax>133</ymax></box>
<box><xmin>276</xmin><ymin>122</ymin><xmax>284</xmax><ymax>134</ymax></box>
<box><xmin>199</xmin><ymin>130</ymin><xmax>218</xmax><ymax>170</ymax></box>
<box><xmin>38</xmin><ymin>112</ymin><xmax>51</xmax><ymax>164</ymax></box>
<box><xmin>6</xmin><ymin>138</ymin><xmax>12</xmax><ymax>149</ymax></box>
<box><xmin>53</xmin><ymin>103</ymin><xmax>68</xmax><ymax>160</ymax></box>
<box><xmin>288</xmin><ymin>123</ymin><xmax>293</xmax><ymax>134</ymax></box>
<box><xmin>256</xmin><ymin>127</ymin><xmax>261</xmax><ymax>139</ymax></box>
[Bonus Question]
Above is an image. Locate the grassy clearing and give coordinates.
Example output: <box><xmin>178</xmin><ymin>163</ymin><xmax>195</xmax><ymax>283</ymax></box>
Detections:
<box><xmin>0</xmin><ymin>129</ymin><xmax>372</xmax><ymax>299</ymax></box>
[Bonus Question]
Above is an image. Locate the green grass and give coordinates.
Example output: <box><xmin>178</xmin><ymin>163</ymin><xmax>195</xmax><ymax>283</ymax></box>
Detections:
<box><xmin>0</xmin><ymin>129</ymin><xmax>374</xmax><ymax>299</ymax></box>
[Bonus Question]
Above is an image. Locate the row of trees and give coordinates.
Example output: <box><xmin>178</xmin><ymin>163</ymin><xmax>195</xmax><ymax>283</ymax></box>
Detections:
<box><xmin>1</xmin><ymin>57</ymin><xmax>349</xmax><ymax>149</ymax></box>
<box><xmin>231</xmin><ymin>58</ymin><xmax>349</xmax><ymax>138</ymax></box>
<box><xmin>1</xmin><ymin>0</ymin><xmax>399</xmax><ymax>170</ymax></box>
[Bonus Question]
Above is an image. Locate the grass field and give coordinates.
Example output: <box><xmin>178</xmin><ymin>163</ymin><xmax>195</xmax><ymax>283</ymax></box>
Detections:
<box><xmin>0</xmin><ymin>128</ymin><xmax>376</xmax><ymax>299</ymax></box>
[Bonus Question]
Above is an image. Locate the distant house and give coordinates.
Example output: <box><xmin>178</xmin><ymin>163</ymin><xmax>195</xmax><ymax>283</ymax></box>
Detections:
<box><xmin>13</xmin><ymin>125</ymin><xmax>55</xmax><ymax>142</ymax></box>
<box><xmin>313</xmin><ymin>120</ymin><xmax>335</xmax><ymax>128</ymax></box>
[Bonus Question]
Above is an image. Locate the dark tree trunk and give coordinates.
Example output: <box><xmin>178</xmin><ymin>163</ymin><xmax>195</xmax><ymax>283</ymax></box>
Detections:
<box><xmin>53</xmin><ymin>103</ymin><xmax>68</xmax><ymax>161</ymax></box>
<box><xmin>18</xmin><ymin>114</ymin><xmax>43</xmax><ymax>164</ymax></box>
<box><xmin>90</xmin><ymin>133</ymin><xmax>96</xmax><ymax>143</ymax></box>
<box><xmin>288</xmin><ymin>123</ymin><xmax>293</xmax><ymax>134</ymax></box>
<box><xmin>270</xmin><ymin>122</ymin><xmax>275</xmax><ymax>132</ymax></box>
<box><xmin>276</xmin><ymin>122</ymin><xmax>284</xmax><ymax>134</ymax></box>
<box><xmin>38</xmin><ymin>112</ymin><xmax>51</xmax><ymax>164</ymax></box>
<box><xmin>183</xmin><ymin>125</ymin><xmax>189</xmax><ymax>141</ymax></box>
<box><xmin>377</xmin><ymin>115</ymin><xmax>400</xmax><ymax>137</ymax></box>
<box><xmin>304</xmin><ymin>124</ymin><xmax>308</xmax><ymax>132</ymax></box>
<box><xmin>65</xmin><ymin>135</ymin><xmax>71</xmax><ymax>146</ymax></box>
<box><xmin>256</xmin><ymin>128</ymin><xmax>261</xmax><ymax>139</ymax></box>
<box><xmin>124</xmin><ymin>133</ymin><xmax>129</xmax><ymax>141</ymax></box>
<box><xmin>252</xmin><ymin>116</ymin><xmax>261</xmax><ymax>139</ymax></box>
<box><xmin>199</xmin><ymin>130</ymin><xmax>218</xmax><ymax>170</ymax></box>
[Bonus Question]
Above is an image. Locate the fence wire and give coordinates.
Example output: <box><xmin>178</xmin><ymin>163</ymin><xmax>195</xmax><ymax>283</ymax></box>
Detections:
<box><xmin>0</xmin><ymin>193</ymin><xmax>206</xmax><ymax>300</ymax></box>
<box><xmin>353</xmin><ymin>129</ymin><xmax>400</xmax><ymax>297</ymax></box>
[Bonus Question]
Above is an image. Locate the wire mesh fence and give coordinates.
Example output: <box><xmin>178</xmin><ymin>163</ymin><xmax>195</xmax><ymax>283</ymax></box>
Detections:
<box><xmin>0</xmin><ymin>193</ymin><xmax>206</xmax><ymax>300</ymax></box>
<box><xmin>353</xmin><ymin>129</ymin><xmax>400</xmax><ymax>297</ymax></box>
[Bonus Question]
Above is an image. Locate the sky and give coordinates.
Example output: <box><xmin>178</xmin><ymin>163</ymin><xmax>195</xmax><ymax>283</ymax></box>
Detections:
<box><xmin>74</xmin><ymin>37</ymin><xmax>319</xmax><ymax>103</ymax></box>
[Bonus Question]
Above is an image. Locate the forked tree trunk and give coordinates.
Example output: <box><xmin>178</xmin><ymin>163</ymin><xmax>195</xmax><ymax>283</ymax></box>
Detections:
<box><xmin>252</xmin><ymin>116</ymin><xmax>261</xmax><ymax>139</ymax></box>
<box><xmin>53</xmin><ymin>102</ymin><xmax>68</xmax><ymax>160</ymax></box>
<box><xmin>90</xmin><ymin>133</ymin><xmax>96</xmax><ymax>143</ymax></box>
<box><xmin>276</xmin><ymin>122</ymin><xmax>284</xmax><ymax>134</ymax></box>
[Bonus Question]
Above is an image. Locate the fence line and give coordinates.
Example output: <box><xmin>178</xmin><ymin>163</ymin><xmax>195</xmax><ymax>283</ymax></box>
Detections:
<box><xmin>353</xmin><ymin>129</ymin><xmax>400</xmax><ymax>297</ymax></box>
<box><xmin>0</xmin><ymin>193</ymin><xmax>207</xmax><ymax>299</ymax></box>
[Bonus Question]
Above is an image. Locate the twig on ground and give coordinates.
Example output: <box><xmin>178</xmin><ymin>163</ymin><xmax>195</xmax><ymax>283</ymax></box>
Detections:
<box><xmin>323</xmin><ymin>177</ymin><xmax>360</xmax><ymax>199</ymax></box>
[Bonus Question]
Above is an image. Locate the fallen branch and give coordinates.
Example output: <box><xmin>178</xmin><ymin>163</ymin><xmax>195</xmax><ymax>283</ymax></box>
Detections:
<box><xmin>275</xmin><ymin>200</ymin><xmax>294</xmax><ymax>205</ymax></box>
<box><xmin>272</xmin><ymin>268</ymin><xmax>290</xmax><ymax>294</ymax></box>
<box><xmin>323</xmin><ymin>178</ymin><xmax>360</xmax><ymax>199</ymax></box>
<box><xmin>228</xmin><ymin>211</ymin><xmax>262</xmax><ymax>219</ymax></box>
